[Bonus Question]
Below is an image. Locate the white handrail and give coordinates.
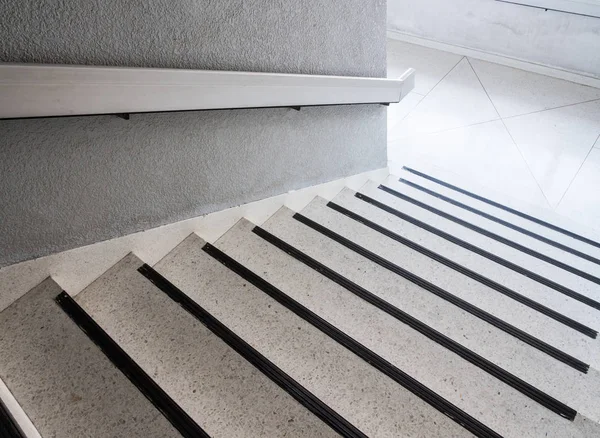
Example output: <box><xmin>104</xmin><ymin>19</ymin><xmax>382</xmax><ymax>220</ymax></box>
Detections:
<box><xmin>0</xmin><ymin>63</ymin><xmax>415</xmax><ymax>119</ymax></box>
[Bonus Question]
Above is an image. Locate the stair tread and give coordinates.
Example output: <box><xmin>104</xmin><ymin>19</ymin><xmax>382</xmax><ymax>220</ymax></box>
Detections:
<box><xmin>399</xmin><ymin>168</ymin><xmax>600</xmax><ymax>260</ymax></box>
<box><xmin>75</xmin><ymin>253</ymin><xmax>337</xmax><ymax>438</ymax></box>
<box><xmin>0</xmin><ymin>278</ymin><xmax>180</xmax><ymax>438</ymax></box>
<box><xmin>260</xmin><ymin>204</ymin><xmax>600</xmax><ymax>427</ymax></box>
<box><xmin>377</xmin><ymin>176</ymin><xmax>600</xmax><ymax>308</ymax></box>
<box><xmin>331</xmin><ymin>186</ymin><xmax>600</xmax><ymax>368</ymax></box>
<box><xmin>154</xmin><ymin>234</ymin><xmax>473</xmax><ymax>438</ymax></box>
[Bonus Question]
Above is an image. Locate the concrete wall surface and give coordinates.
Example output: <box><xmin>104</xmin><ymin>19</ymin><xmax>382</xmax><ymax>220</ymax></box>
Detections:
<box><xmin>0</xmin><ymin>0</ymin><xmax>387</xmax><ymax>267</ymax></box>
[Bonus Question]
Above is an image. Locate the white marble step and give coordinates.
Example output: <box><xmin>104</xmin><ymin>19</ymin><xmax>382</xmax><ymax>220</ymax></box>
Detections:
<box><xmin>0</xmin><ymin>278</ymin><xmax>180</xmax><ymax>438</ymax></box>
<box><xmin>399</xmin><ymin>168</ymin><xmax>600</xmax><ymax>261</ymax></box>
<box><xmin>154</xmin><ymin>234</ymin><xmax>474</xmax><ymax>438</ymax></box>
<box><xmin>391</xmin><ymin>173</ymin><xmax>600</xmax><ymax>279</ymax></box>
<box><xmin>75</xmin><ymin>253</ymin><xmax>337</xmax><ymax>438</ymax></box>
<box><xmin>376</xmin><ymin>176</ymin><xmax>600</xmax><ymax>307</ymax></box>
<box><xmin>259</xmin><ymin>205</ymin><xmax>600</xmax><ymax>426</ymax></box>
<box><xmin>357</xmin><ymin>179</ymin><xmax>600</xmax><ymax>338</ymax></box>
<box><xmin>329</xmin><ymin>186</ymin><xmax>600</xmax><ymax>369</ymax></box>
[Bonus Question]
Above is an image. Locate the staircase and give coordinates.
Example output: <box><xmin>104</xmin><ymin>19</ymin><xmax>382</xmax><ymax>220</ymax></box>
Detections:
<box><xmin>2</xmin><ymin>167</ymin><xmax>600</xmax><ymax>438</ymax></box>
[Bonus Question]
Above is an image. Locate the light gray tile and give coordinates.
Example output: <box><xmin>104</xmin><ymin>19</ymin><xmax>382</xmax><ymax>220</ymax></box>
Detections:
<box><xmin>558</xmin><ymin>147</ymin><xmax>600</xmax><ymax>235</ymax></box>
<box><xmin>503</xmin><ymin>100</ymin><xmax>600</xmax><ymax>208</ymax></box>
<box><xmin>0</xmin><ymin>278</ymin><xmax>180</xmax><ymax>438</ymax></box>
<box><xmin>391</xmin><ymin>58</ymin><xmax>499</xmax><ymax>138</ymax></box>
<box><xmin>387</xmin><ymin>120</ymin><xmax>549</xmax><ymax>209</ymax></box>
<box><xmin>154</xmin><ymin>234</ymin><xmax>473</xmax><ymax>438</ymax></box>
<box><xmin>469</xmin><ymin>58</ymin><xmax>600</xmax><ymax>118</ymax></box>
<box><xmin>76</xmin><ymin>253</ymin><xmax>335</xmax><ymax>438</ymax></box>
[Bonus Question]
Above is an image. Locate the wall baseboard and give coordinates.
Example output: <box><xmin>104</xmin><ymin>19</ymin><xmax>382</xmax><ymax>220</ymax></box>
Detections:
<box><xmin>387</xmin><ymin>29</ymin><xmax>600</xmax><ymax>89</ymax></box>
<box><xmin>0</xmin><ymin>167</ymin><xmax>389</xmax><ymax>313</ymax></box>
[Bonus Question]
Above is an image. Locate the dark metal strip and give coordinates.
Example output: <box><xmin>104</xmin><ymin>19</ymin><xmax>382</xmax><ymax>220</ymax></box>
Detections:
<box><xmin>55</xmin><ymin>291</ymin><xmax>211</xmax><ymax>438</ymax></box>
<box><xmin>252</xmin><ymin>225</ymin><xmax>578</xmax><ymax>420</ymax></box>
<box><xmin>403</xmin><ymin>166</ymin><xmax>600</xmax><ymax>250</ymax></box>
<box><xmin>137</xmin><ymin>264</ymin><xmax>367</xmax><ymax>438</ymax></box>
<box><xmin>326</xmin><ymin>201</ymin><xmax>597</xmax><ymax>339</ymax></box>
<box><xmin>357</xmin><ymin>191</ymin><xmax>600</xmax><ymax>312</ymax></box>
<box><xmin>202</xmin><ymin>243</ymin><xmax>504</xmax><ymax>438</ymax></box>
<box><xmin>398</xmin><ymin>178</ymin><xmax>600</xmax><ymax>267</ymax></box>
<box><xmin>293</xmin><ymin>213</ymin><xmax>590</xmax><ymax>374</ymax></box>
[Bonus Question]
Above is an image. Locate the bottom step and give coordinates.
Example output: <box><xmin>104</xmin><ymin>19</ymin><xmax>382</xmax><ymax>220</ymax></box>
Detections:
<box><xmin>0</xmin><ymin>278</ymin><xmax>180</xmax><ymax>438</ymax></box>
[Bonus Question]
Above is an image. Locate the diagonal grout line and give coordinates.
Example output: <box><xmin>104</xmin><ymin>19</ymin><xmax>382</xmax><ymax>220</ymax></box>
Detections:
<box><xmin>387</xmin><ymin>116</ymin><xmax>502</xmax><ymax>144</ymax></box>
<box><xmin>467</xmin><ymin>57</ymin><xmax>553</xmax><ymax>209</ymax></box>
<box><xmin>502</xmin><ymin>97</ymin><xmax>600</xmax><ymax>120</ymax></box>
<box><xmin>556</xmin><ymin>134</ymin><xmax>600</xmax><ymax>209</ymax></box>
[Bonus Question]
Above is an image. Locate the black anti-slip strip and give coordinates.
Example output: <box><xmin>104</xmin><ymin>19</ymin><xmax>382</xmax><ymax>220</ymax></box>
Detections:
<box><xmin>327</xmin><ymin>201</ymin><xmax>597</xmax><ymax>339</ymax></box>
<box><xmin>399</xmin><ymin>178</ymin><xmax>600</xmax><ymax>267</ymax></box>
<box><xmin>0</xmin><ymin>400</ymin><xmax>24</xmax><ymax>438</ymax></box>
<box><xmin>293</xmin><ymin>213</ymin><xmax>590</xmax><ymax>374</ymax></box>
<box><xmin>252</xmin><ymin>226</ymin><xmax>578</xmax><ymax>420</ymax></box>
<box><xmin>379</xmin><ymin>184</ymin><xmax>600</xmax><ymax>286</ymax></box>
<box><xmin>137</xmin><ymin>265</ymin><xmax>367</xmax><ymax>438</ymax></box>
<box><xmin>55</xmin><ymin>292</ymin><xmax>210</xmax><ymax>438</ymax></box>
<box><xmin>403</xmin><ymin>167</ymin><xmax>600</xmax><ymax>250</ymax></box>
<box><xmin>202</xmin><ymin>243</ymin><xmax>503</xmax><ymax>438</ymax></box>
<box><xmin>356</xmin><ymin>191</ymin><xmax>600</xmax><ymax>312</ymax></box>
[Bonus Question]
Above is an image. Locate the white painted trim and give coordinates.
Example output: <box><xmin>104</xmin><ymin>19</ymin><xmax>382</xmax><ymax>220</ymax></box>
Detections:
<box><xmin>497</xmin><ymin>0</ymin><xmax>600</xmax><ymax>18</ymax></box>
<box><xmin>0</xmin><ymin>167</ymin><xmax>389</xmax><ymax>313</ymax></box>
<box><xmin>387</xmin><ymin>30</ymin><xmax>600</xmax><ymax>89</ymax></box>
<box><xmin>0</xmin><ymin>378</ymin><xmax>41</xmax><ymax>438</ymax></box>
<box><xmin>0</xmin><ymin>63</ymin><xmax>415</xmax><ymax>119</ymax></box>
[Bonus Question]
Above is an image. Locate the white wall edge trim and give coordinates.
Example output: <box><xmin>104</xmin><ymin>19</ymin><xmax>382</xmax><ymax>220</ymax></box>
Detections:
<box><xmin>0</xmin><ymin>63</ymin><xmax>415</xmax><ymax>119</ymax></box>
<box><xmin>0</xmin><ymin>378</ymin><xmax>42</xmax><ymax>438</ymax></box>
<box><xmin>387</xmin><ymin>29</ymin><xmax>600</xmax><ymax>89</ymax></box>
<box><xmin>0</xmin><ymin>167</ymin><xmax>389</xmax><ymax>313</ymax></box>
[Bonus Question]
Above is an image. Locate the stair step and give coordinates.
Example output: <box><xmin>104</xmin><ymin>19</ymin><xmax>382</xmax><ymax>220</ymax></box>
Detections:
<box><xmin>259</xmin><ymin>205</ymin><xmax>600</xmax><ymax>427</ymax></box>
<box><xmin>401</xmin><ymin>166</ymin><xmax>600</xmax><ymax>254</ymax></box>
<box><xmin>0</xmin><ymin>279</ymin><xmax>180</xmax><ymax>438</ymax></box>
<box><xmin>154</xmin><ymin>234</ymin><xmax>475</xmax><ymax>437</ymax></box>
<box><xmin>356</xmin><ymin>179</ymin><xmax>600</xmax><ymax>333</ymax></box>
<box><xmin>329</xmin><ymin>187</ymin><xmax>600</xmax><ymax>369</ymax></box>
<box><xmin>371</xmin><ymin>176</ymin><xmax>600</xmax><ymax>309</ymax></box>
<box><xmin>75</xmin><ymin>253</ymin><xmax>341</xmax><ymax>438</ymax></box>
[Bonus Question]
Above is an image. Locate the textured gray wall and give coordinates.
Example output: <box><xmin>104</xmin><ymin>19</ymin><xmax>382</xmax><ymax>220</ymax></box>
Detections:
<box><xmin>0</xmin><ymin>0</ymin><xmax>387</xmax><ymax>267</ymax></box>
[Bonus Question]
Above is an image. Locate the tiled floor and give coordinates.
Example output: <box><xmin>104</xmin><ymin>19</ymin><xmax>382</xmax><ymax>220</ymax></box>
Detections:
<box><xmin>387</xmin><ymin>39</ymin><xmax>600</xmax><ymax>233</ymax></box>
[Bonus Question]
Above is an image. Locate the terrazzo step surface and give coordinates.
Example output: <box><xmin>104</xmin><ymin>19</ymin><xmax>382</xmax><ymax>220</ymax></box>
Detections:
<box><xmin>328</xmin><ymin>187</ymin><xmax>600</xmax><ymax>370</ymax></box>
<box><xmin>259</xmin><ymin>205</ymin><xmax>600</xmax><ymax>428</ymax></box>
<box><xmin>0</xmin><ymin>278</ymin><xmax>180</xmax><ymax>438</ymax></box>
<box><xmin>356</xmin><ymin>179</ymin><xmax>600</xmax><ymax>341</ymax></box>
<box><xmin>366</xmin><ymin>176</ymin><xmax>600</xmax><ymax>316</ymax></box>
<box><xmin>75</xmin><ymin>253</ymin><xmax>337</xmax><ymax>438</ymax></box>
<box><xmin>399</xmin><ymin>167</ymin><xmax>600</xmax><ymax>261</ymax></box>
<box><xmin>153</xmin><ymin>234</ymin><xmax>474</xmax><ymax>438</ymax></box>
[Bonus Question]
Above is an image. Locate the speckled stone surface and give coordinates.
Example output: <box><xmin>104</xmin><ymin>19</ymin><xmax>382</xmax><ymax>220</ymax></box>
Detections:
<box><xmin>261</xmin><ymin>206</ymin><xmax>600</xmax><ymax>430</ymax></box>
<box><xmin>0</xmin><ymin>278</ymin><xmax>180</xmax><ymax>438</ymax></box>
<box><xmin>155</xmin><ymin>234</ymin><xmax>474</xmax><ymax>438</ymax></box>
<box><xmin>395</xmin><ymin>174</ymin><xmax>600</xmax><ymax>278</ymax></box>
<box><xmin>358</xmin><ymin>179</ymin><xmax>600</xmax><ymax>342</ymax></box>
<box><xmin>379</xmin><ymin>176</ymin><xmax>600</xmax><ymax>305</ymax></box>
<box><xmin>219</xmin><ymin>217</ymin><xmax>600</xmax><ymax>436</ymax></box>
<box><xmin>326</xmin><ymin>188</ymin><xmax>600</xmax><ymax>369</ymax></box>
<box><xmin>76</xmin><ymin>253</ymin><xmax>337</xmax><ymax>438</ymax></box>
<box><xmin>398</xmin><ymin>169</ymin><xmax>600</xmax><ymax>262</ymax></box>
